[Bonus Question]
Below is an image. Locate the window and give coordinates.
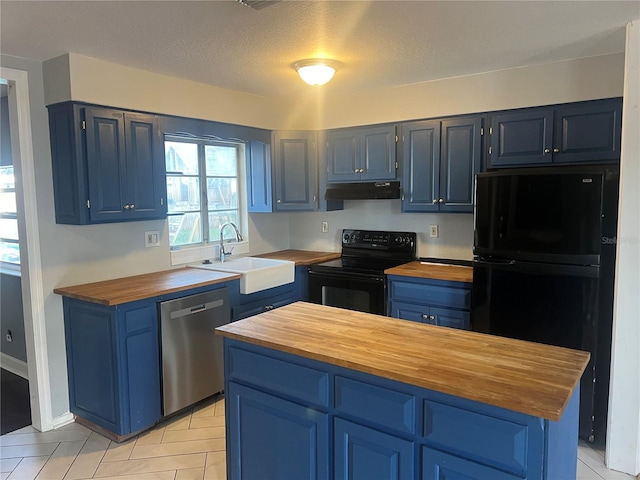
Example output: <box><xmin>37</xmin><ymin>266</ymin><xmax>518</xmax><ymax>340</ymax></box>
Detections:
<box><xmin>165</xmin><ymin>137</ymin><xmax>242</xmax><ymax>249</ymax></box>
<box><xmin>0</xmin><ymin>165</ymin><xmax>19</xmax><ymax>266</ymax></box>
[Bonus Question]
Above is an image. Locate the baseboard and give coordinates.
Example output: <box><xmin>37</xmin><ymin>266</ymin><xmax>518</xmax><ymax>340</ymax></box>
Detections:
<box><xmin>0</xmin><ymin>352</ymin><xmax>28</xmax><ymax>379</ymax></box>
<box><xmin>51</xmin><ymin>412</ymin><xmax>75</xmax><ymax>430</ymax></box>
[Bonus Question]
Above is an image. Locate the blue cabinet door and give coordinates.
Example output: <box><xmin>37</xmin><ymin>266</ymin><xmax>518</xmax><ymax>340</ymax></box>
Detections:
<box><xmin>246</xmin><ymin>140</ymin><xmax>272</xmax><ymax>212</ymax></box>
<box><xmin>430</xmin><ymin>306</ymin><xmax>470</xmax><ymax>330</ymax></box>
<box><xmin>390</xmin><ymin>301</ymin><xmax>429</xmax><ymax>323</ymax></box>
<box><xmin>489</xmin><ymin>108</ymin><xmax>554</xmax><ymax>167</ymax></box>
<box><xmin>439</xmin><ymin>116</ymin><xmax>483</xmax><ymax>213</ymax></box>
<box><xmin>64</xmin><ymin>298</ymin><xmax>120</xmax><ymax>433</ymax></box>
<box><xmin>327</xmin><ymin>130</ymin><xmax>360</xmax><ymax>182</ymax></box>
<box><xmin>401</xmin><ymin>120</ymin><xmax>441</xmax><ymax>212</ymax></box>
<box><xmin>124</xmin><ymin>112</ymin><xmax>166</xmax><ymax>220</ymax></box>
<box><xmin>327</xmin><ymin>125</ymin><xmax>397</xmax><ymax>182</ymax></box>
<box><xmin>554</xmin><ymin>98</ymin><xmax>622</xmax><ymax>163</ymax></box>
<box><xmin>360</xmin><ymin>125</ymin><xmax>397</xmax><ymax>181</ymax></box>
<box><xmin>273</xmin><ymin>131</ymin><xmax>318</xmax><ymax>211</ymax></box>
<box><xmin>227</xmin><ymin>381</ymin><xmax>329</xmax><ymax>480</ymax></box>
<box><xmin>117</xmin><ymin>299</ymin><xmax>162</xmax><ymax>434</ymax></box>
<box><xmin>85</xmin><ymin>107</ymin><xmax>128</xmax><ymax>222</ymax></box>
<box><xmin>335</xmin><ymin>418</ymin><xmax>414</xmax><ymax>480</ymax></box>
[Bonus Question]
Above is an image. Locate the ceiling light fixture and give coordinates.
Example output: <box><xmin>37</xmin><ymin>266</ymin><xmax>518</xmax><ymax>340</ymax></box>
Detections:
<box><xmin>293</xmin><ymin>59</ymin><xmax>341</xmax><ymax>86</ymax></box>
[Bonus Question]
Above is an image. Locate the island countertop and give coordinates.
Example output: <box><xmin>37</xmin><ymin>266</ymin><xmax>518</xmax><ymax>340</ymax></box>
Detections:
<box><xmin>54</xmin><ymin>268</ymin><xmax>241</xmax><ymax>306</ymax></box>
<box><xmin>216</xmin><ymin>302</ymin><xmax>590</xmax><ymax>421</ymax></box>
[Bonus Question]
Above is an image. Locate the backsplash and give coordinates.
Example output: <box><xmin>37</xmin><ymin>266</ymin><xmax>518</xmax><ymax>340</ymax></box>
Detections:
<box><xmin>286</xmin><ymin>199</ymin><xmax>474</xmax><ymax>260</ymax></box>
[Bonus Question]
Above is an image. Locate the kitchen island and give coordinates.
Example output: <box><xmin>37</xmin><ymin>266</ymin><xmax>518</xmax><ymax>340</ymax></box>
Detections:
<box><xmin>216</xmin><ymin>302</ymin><xmax>589</xmax><ymax>480</ymax></box>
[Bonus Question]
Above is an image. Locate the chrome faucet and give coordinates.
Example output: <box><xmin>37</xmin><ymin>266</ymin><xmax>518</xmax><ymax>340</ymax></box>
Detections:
<box><xmin>219</xmin><ymin>222</ymin><xmax>243</xmax><ymax>263</ymax></box>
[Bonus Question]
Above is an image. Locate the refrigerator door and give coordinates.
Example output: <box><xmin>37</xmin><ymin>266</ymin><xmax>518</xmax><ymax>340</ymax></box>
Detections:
<box><xmin>471</xmin><ymin>259</ymin><xmax>600</xmax><ymax>441</ymax></box>
<box><xmin>474</xmin><ymin>167</ymin><xmax>607</xmax><ymax>265</ymax></box>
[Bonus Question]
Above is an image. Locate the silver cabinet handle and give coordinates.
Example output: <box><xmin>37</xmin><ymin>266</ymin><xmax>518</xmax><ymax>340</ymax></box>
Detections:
<box><xmin>130</xmin><ymin>204</ymin><xmax>135</xmax><ymax>209</ymax></box>
<box><xmin>277</xmin><ymin>199</ymin><xmax>281</xmax><ymax>203</ymax></box>
<box><xmin>439</xmin><ymin>198</ymin><xmax>444</xmax><ymax>204</ymax></box>
<box><xmin>544</xmin><ymin>148</ymin><xmax>551</xmax><ymax>154</ymax></box>
<box><xmin>124</xmin><ymin>204</ymin><xmax>130</xmax><ymax>210</ymax></box>
<box><xmin>432</xmin><ymin>199</ymin><xmax>438</xmax><ymax>204</ymax></box>
<box><xmin>430</xmin><ymin>315</ymin><xmax>435</xmax><ymax>321</ymax></box>
<box><xmin>553</xmin><ymin>148</ymin><xmax>559</xmax><ymax>153</ymax></box>
<box><xmin>422</xmin><ymin>314</ymin><xmax>429</xmax><ymax>320</ymax></box>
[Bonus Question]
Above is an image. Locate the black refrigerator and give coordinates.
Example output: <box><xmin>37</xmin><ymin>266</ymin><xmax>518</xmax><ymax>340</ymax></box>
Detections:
<box><xmin>471</xmin><ymin>165</ymin><xmax>619</xmax><ymax>443</ymax></box>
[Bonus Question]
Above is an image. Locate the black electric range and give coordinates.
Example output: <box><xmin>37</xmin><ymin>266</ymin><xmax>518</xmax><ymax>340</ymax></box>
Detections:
<box><xmin>307</xmin><ymin>229</ymin><xmax>417</xmax><ymax>314</ymax></box>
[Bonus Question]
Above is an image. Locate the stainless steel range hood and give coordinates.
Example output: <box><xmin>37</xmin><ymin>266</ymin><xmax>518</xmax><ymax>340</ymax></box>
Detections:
<box><xmin>325</xmin><ymin>181</ymin><xmax>401</xmax><ymax>200</ymax></box>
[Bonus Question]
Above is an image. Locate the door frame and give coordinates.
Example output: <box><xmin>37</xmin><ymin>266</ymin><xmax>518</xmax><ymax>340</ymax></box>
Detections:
<box><xmin>1</xmin><ymin>66</ymin><xmax>52</xmax><ymax>431</ymax></box>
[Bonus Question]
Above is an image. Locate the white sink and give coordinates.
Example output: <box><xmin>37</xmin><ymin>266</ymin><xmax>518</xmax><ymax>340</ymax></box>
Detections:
<box><xmin>190</xmin><ymin>257</ymin><xmax>295</xmax><ymax>294</ymax></box>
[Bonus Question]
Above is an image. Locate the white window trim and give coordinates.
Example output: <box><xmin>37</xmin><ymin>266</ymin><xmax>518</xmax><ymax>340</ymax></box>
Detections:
<box><xmin>165</xmin><ymin>137</ymin><xmax>250</xmax><ymax>265</ymax></box>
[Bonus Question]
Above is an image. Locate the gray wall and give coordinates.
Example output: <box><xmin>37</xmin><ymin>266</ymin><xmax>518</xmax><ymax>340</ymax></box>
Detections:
<box><xmin>0</xmin><ymin>273</ymin><xmax>26</xmax><ymax>361</ymax></box>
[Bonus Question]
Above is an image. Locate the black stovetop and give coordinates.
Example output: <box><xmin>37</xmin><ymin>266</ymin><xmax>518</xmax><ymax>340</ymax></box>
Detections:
<box><xmin>310</xmin><ymin>229</ymin><xmax>417</xmax><ymax>275</ymax></box>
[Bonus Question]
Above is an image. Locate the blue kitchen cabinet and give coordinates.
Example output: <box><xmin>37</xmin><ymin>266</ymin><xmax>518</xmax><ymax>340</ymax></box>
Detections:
<box><xmin>273</xmin><ymin>130</ymin><xmax>318</xmax><ymax>211</ymax></box>
<box><xmin>327</xmin><ymin>124</ymin><xmax>397</xmax><ymax>182</ymax></box>
<box><xmin>223</xmin><ymin>340</ymin><xmax>580</xmax><ymax>480</ymax></box>
<box><xmin>62</xmin><ymin>297</ymin><xmax>161</xmax><ymax>436</ymax></box>
<box><xmin>388</xmin><ymin>275</ymin><xmax>472</xmax><ymax>330</ymax></box>
<box><xmin>294</xmin><ymin>265</ymin><xmax>310</xmax><ymax>301</ymax></box>
<box><xmin>246</xmin><ymin>140</ymin><xmax>272</xmax><ymax>212</ymax></box>
<box><xmin>47</xmin><ymin>102</ymin><xmax>166</xmax><ymax>224</ymax></box>
<box><xmin>401</xmin><ymin>115</ymin><xmax>483</xmax><ymax>213</ymax></box>
<box><xmin>230</xmin><ymin>282</ymin><xmax>296</xmax><ymax>321</ymax></box>
<box><xmin>488</xmin><ymin>97</ymin><xmax>622</xmax><ymax>168</ymax></box>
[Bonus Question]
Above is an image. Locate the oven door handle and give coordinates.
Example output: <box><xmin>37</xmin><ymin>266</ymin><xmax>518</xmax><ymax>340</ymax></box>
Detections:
<box><xmin>308</xmin><ymin>270</ymin><xmax>386</xmax><ymax>282</ymax></box>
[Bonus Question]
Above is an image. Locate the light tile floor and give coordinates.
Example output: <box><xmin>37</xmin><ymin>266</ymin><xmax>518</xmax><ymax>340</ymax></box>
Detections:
<box><xmin>0</xmin><ymin>394</ymin><xmax>636</xmax><ymax>480</ymax></box>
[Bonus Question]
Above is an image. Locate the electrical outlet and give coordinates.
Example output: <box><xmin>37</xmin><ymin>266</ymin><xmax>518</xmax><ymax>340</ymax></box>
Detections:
<box><xmin>145</xmin><ymin>230</ymin><xmax>160</xmax><ymax>247</ymax></box>
<box><xmin>6</xmin><ymin>330</ymin><xmax>12</xmax><ymax>343</ymax></box>
<box><xmin>321</xmin><ymin>221</ymin><xmax>329</xmax><ymax>233</ymax></box>
<box><xmin>429</xmin><ymin>224</ymin><xmax>439</xmax><ymax>238</ymax></box>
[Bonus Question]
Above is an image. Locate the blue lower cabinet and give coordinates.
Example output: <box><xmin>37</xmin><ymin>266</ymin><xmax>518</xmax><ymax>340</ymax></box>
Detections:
<box><xmin>224</xmin><ymin>341</ymin><xmax>579</xmax><ymax>480</ymax></box>
<box><xmin>388</xmin><ymin>275</ymin><xmax>471</xmax><ymax>330</ymax></box>
<box><xmin>63</xmin><ymin>297</ymin><xmax>161</xmax><ymax>436</ymax></box>
<box><xmin>231</xmin><ymin>282</ymin><xmax>296</xmax><ymax>321</ymax></box>
<box><xmin>335</xmin><ymin>418</ymin><xmax>415</xmax><ymax>480</ymax></box>
<box><xmin>227</xmin><ymin>381</ymin><xmax>329</xmax><ymax>480</ymax></box>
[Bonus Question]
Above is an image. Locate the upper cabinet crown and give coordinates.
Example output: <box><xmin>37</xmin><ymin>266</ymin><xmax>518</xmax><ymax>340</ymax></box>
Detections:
<box><xmin>401</xmin><ymin>115</ymin><xmax>484</xmax><ymax>213</ymax></box>
<box><xmin>488</xmin><ymin>98</ymin><xmax>622</xmax><ymax>168</ymax></box>
<box><xmin>326</xmin><ymin>124</ymin><xmax>397</xmax><ymax>182</ymax></box>
<box><xmin>48</xmin><ymin>102</ymin><xmax>167</xmax><ymax>224</ymax></box>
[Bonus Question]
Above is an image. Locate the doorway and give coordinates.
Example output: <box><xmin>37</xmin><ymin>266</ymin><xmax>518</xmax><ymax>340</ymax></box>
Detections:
<box><xmin>0</xmin><ymin>67</ymin><xmax>51</xmax><ymax>432</ymax></box>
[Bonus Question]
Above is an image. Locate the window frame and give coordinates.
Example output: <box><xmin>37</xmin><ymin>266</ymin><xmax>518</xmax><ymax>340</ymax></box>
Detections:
<box><xmin>165</xmin><ymin>135</ymin><xmax>249</xmax><ymax>264</ymax></box>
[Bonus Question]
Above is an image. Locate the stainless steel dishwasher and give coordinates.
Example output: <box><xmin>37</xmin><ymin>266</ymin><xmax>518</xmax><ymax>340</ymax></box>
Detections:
<box><xmin>159</xmin><ymin>287</ymin><xmax>230</xmax><ymax>416</ymax></box>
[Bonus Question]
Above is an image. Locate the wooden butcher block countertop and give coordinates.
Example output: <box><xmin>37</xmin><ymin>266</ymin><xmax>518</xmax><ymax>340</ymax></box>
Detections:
<box><xmin>386</xmin><ymin>260</ymin><xmax>473</xmax><ymax>283</ymax></box>
<box><xmin>217</xmin><ymin>302</ymin><xmax>589</xmax><ymax>421</ymax></box>
<box><xmin>253</xmin><ymin>249</ymin><xmax>340</xmax><ymax>265</ymax></box>
<box><xmin>54</xmin><ymin>268</ymin><xmax>241</xmax><ymax>306</ymax></box>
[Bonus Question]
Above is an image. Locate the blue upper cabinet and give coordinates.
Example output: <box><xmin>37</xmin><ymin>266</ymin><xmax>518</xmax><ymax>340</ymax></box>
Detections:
<box><xmin>48</xmin><ymin>102</ymin><xmax>167</xmax><ymax>224</ymax></box>
<box><xmin>327</xmin><ymin>124</ymin><xmax>397</xmax><ymax>182</ymax></box>
<box><xmin>401</xmin><ymin>115</ymin><xmax>483</xmax><ymax>213</ymax></box>
<box><xmin>273</xmin><ymin>130</ymin><xmax>318</xmax><ymax>211</ymax></box>
<box><xmin>488</xmin><ymin>98</ymin><xmax>622</xmax><ymax>168</ymax></box>
<box><xmin>246</xmin><ymin>140</ymin><xmax>272</xmax><ymax>213</ymax></box>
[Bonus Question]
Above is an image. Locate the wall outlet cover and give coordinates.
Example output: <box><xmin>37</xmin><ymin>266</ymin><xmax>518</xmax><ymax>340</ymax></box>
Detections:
<box><xmin>145</xmin><ymin>230</ymin><xmax>160</xmax><ymax>247</ymax></box>
<box><xmin>429</xmin><ymin>224</ymin><xmax>439</xmax><ymax>238</ymax></box>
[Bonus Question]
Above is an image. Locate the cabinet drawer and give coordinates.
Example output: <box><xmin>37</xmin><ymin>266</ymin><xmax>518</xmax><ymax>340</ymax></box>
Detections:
<box><xmin>423</xmin><ymin>400</ymin><xmax>539</xmax><ymax>477</ymax></box>
<box><xmin>232</xmin><ymin>291</ymin><xmax>294</xmax><ymax>321</ymax></box>
<box><xmin>422</xmin><ymin>447</ymin><xmax>523</xmax><ymax>480</ymax></box>
<box><xmin>335</xmin><ymin>376</ymin><xmax>415</xmax><ymax>435</ymax></box>
<box><xmin>390</xmin><ymin>281</ymin><xmax>471</xmax><ymax>309</ymax></box>
<box><xmin>227</xmin><ymin>346</ymin><xmax>329</xmax><ymax>407</ymax></box>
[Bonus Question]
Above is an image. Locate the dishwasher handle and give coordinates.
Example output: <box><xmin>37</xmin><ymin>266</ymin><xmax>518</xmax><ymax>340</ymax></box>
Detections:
<box><xmin>169</xmin><ymin>298</ymin><xmax>225</xmax><ymax>320</ymax></box>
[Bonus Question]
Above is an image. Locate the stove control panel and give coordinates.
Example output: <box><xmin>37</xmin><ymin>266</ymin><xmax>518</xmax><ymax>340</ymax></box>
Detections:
<box><xmin>342</xmin><ymin>229</ymin><xmax>416</xmax><ymax>252</ymax></box>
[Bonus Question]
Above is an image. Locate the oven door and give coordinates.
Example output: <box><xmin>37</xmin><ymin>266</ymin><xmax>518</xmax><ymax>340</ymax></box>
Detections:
<box><xmin>307</xmin><ymin>270</ymin><xmax>386</xmax><ymax>315</ymax></box>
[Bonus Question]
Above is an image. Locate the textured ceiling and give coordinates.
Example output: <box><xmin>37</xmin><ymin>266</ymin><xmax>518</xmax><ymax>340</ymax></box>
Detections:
<box><xmin>1</xmin><ymin>1</ymin><xmax>639</xmax><ymax>97</ymax></box>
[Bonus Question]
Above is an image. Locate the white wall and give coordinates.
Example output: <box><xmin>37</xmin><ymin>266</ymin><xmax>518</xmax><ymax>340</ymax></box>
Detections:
<box><xmin>606</xmin><ymin>21</ymin><xmax>640</xmax><ymax>476</ymax></box>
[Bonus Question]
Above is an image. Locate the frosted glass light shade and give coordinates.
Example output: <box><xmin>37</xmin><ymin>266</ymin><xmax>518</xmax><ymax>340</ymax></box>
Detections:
<box><xmin>294</xmin><ymin>59</ymin><xmax>340</xmax><ymax>86</ymax></box>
